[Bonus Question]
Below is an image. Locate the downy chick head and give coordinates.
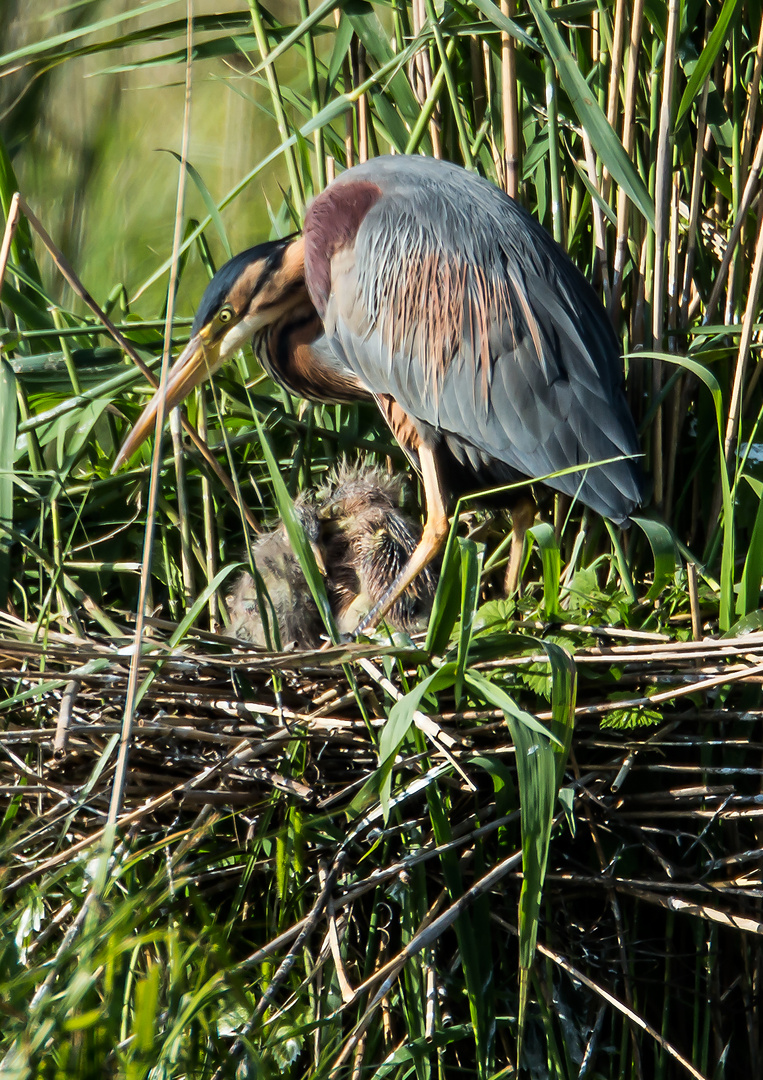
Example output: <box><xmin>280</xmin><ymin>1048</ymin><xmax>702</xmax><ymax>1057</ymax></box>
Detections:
<box><xmin>318</xmin><ymin>464</ymin><xmax>437</xmax><ymax>635</ymax></box>
<box><xmin>227</xmin><ymin>496</ymin><xmax>325</xmax><ymax>649</ymax></box>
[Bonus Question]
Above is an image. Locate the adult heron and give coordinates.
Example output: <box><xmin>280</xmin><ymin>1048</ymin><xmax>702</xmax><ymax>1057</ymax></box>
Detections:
<box><xmin>115</xmin><ymin>155</ymin><xmax>643</xmax><ymax>630</ymax></box>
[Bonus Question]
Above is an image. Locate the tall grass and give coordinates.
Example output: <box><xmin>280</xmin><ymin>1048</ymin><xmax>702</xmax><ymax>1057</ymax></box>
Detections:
<box><xmin>1</xmin><ymin>0</ymin><xmax>763</xmax><ymax>1076</ymax></box>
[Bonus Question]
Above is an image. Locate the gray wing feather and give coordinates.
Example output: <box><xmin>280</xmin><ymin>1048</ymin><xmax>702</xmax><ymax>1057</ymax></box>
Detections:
<box><xmin>322</xmin><ymin>156</ymin><xmax>643</xmax><ymax>521</ymax></box>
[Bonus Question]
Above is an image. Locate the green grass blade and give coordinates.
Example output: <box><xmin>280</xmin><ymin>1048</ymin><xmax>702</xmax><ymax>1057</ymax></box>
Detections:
<box><xmin>464</xmin><ymin>0</ymin><xmax>539</xmax><ymax>51</ymax></box>
<box><xmin>630</xmin><ymin>515</ymin><xmax>678</xmax><ymax>601</ymax></box>
<box><xmin>605</xmin><ymin>519</ymin><xmax>638</xmax><ymax>605</ymax></box>
<box><xmin>425</xmin><ymin>511</ymin><xmax>464</xmax><ymax>655</ymax></box>
<box><xmin>504</xmin><ymin>709</ymin><xmax>557</xmax><ymax>1065</ymax></box>
<box><xmin>635</xmin><ymin>351</ymin><xmax>733</xmax><ymax>626</ymax></box>
<box><xmin>455</xmin><ymin>537</ymin><xmax>480</xmax><ymax>705</ymax></box>
<box><xmin>248</xmin><ymin>0</ymin><xmax>343</xmax><ymax>74</ymax></box>
<box><xmin>377</xmin><ymin>662</ymin><xmax>457</xmax><ymax>817</ymax></box>
<box><xmin>164</xmin><ymin>152</ymin><xmax>232</xmax><ymax>259</ymax></box>
<box><xmin>541</xmin><ymin>640</ymin><xmax>576</xmax><ymax>787</ymax></box>
<box><xmin>0</xmin><ymin>136</ymin><xmax>42</xmax><ymax>289</ymax></box>
<box><xmin>528</xmin><ymin>522</ymin><xmax>561</xmax><ymax>619</ymax></box>
<box><xmin>0</xmin><ymin>0</ymin><xmax>178</xmax><ymax>67</ymax></box>
<box><xmin>252</xmin><ymin>411</ymin><xmax>337</xmax><ymax>643</ymax></box>
<box><xmin>737</xmin><ymin>476</ymin><xmax>763</xmax><ymax>616</ymax></box>
<box><xmin>464</xmin><ymin>670</ymin><xmax>562</xmax><ymax>745</ymax></box>
<box><xmin>326</xmin><ymin>13</ymin><xmax>355</xmax><ymax>92</ymax></box>
<box><xmin>675</xmin><ymin>0</ymin><xmax>740</xmax><ymax>130</ymax></box>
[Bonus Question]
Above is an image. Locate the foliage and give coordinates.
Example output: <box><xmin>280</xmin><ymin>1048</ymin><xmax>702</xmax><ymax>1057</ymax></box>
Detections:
<box><xmin>2</xmin><ymin>0</ymin><xmax>763</xmax><ymax>1076</ymax></box>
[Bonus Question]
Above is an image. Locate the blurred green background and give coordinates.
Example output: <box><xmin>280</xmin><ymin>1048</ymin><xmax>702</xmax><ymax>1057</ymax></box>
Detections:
<box><xmin>3</xmin><ymin>0</ymin><xmax>296</xmax><ymax>317</ymax></box>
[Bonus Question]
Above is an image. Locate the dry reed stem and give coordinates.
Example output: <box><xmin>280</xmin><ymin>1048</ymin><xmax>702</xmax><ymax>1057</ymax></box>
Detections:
<box><xmin>197</xmin><ymin>396</ymin><xmax>220</xmax><ymax>630</ymax></box>
<box><xmin>411</xmin><ymin>0</ymin><xmax>441</xmax><ymax>157</ymax></box>
<box><xmin>604</xmin><ymin>0</ymin><xmax>626</xmax><ymax>173</ymax></box>
<box><xmin>109</xmin><ymin>10</ymin><xmax>195</xmax><ymax>841</ymax></box>
<box><xmin>0</xmin><ymin>190</ymin><xmax>20</xmax><ymax>287</ymax></box>
<box><xmin>680</xmin><ymin>75</ymin><xmax>710</xmax><ymax>328</ymax></box>
<box><xmin>353</xmin><ymin>38</ymin><xmax>369</xmax><ymax>164</ymax></box>
<box><xmin>741</xmin><ymin>14</ymin><xmax>763</xmax><ymax>183</ymax></box>
<box><xmin>533</xmin><ymin>937</ymin><xmax>711</xmax><ymax>1080</ymax></box>
<box><xmin>705</xmin><ymin>123</ymin><xmax>763</xmax><ymax>325</ymax></box>
<box><xmin>337</xmin><ymin>10</ymin><xmax>354</xmax><ymax>169</ymax></box>
<box><xmin>664</xmin><ymin>172</ymin><xmax>682</xmax><ymax>513</ymax></box>
<box><xmin>723</xmin><ymin>202</ymin><xmax>763</xmax><ymax>462</ymax></box>
<box><xmin>170</xmin><ymin>408</ymin><xmax>195</xmax><ymax>606</ymax></box>
<box><xmin>329</xmin><ymin>889</ymin><xmax>450</xmax><ymax>1073</ymax></box>
<box><xmin>611</xmin><ymin>0</ymin><xmax>644</xmax><ymax>320</ymax></box>
<box><xmin>501</xmin><ymin>0</ymin><xmax>519</xmax><ymax>198</ymax></box>
<box><xmin>53</xmin><ymin>678</ymin><xmax>78</xmax><ymax>758</ymax></box>
<box><xmin>650</xmin><ymin>0</ymin><xmax>680</xmax><ymax>509</ymax></box>
<box><xmin>583</xmin><ymin>131</ymin><xmax>610</xmax><ymax>304</ymax></box>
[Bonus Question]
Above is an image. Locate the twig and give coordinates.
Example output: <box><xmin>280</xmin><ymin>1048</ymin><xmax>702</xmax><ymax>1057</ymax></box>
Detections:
<box><xmin>53</xmin><ymin>679</ymin><xmax>79</xmax><ymax>759</ymax></box>
<box><xmin>704</xmin><ymin>123</ymin><xmax>763</xmax><ymax>325</ymax></box>
<box><xmin>329</xmin><ymin>851</ymin><xmax>522</xmax><ymax>1072</ymax></box>
<box><xmin>723</xmin><ymin>201</ymin><xmax>763</xmax><ymax>462</ymax></box>
<box><xmin>500</xmin><ymin>923</ymin><xmax>713</xmax><ymax>1080</ymax></box>
<box><xmin>687</xmin><ymin>563</ymin><xmax>702</xmax><ymax>642</ymax></box>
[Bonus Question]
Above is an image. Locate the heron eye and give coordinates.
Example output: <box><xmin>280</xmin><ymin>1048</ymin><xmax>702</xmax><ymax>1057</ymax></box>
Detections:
<box><xmin>218</xmin><ymin>306</ymin><xmax>233</xmax><ymax>325</ymax></box>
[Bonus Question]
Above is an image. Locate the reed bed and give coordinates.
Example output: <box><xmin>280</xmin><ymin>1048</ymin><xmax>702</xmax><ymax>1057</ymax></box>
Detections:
<box><xmin>2</xmin><ymin>615</ymin><xmax>763</xmax><ymax>1075</ymax></box>
<box><xmin>2</xmin><ymin>0</ymin><xmax>763</xmax><ymax>1074</ymax></box>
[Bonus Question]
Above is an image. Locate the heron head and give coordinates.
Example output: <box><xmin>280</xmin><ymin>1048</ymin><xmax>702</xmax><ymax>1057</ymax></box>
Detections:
<box><xmin>113</xmin><ymin>237</ymin><xmax>302</xmax><ymax>470</ymax></box>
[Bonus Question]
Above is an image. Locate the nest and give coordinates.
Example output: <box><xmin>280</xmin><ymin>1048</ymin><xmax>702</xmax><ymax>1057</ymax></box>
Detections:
<box><xmin>3</xmin><ymin>613</ymin><xmax>763</xmax><ymax>1071</ymax></box>
<box><xmin>2</xmin><ymin>616</ymin><xmax>762</xmax><ymax>890</ymax></box>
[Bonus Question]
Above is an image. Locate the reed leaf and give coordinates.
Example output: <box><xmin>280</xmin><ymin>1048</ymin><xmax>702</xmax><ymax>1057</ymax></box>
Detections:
<box><xmin>675</xmin><ymin>0</ymin><xmax>740</xmax><ymax>130</ymax></box>
<box><xmin>528</xmin><ymin>521</ymin><xmax>561</xmax><ymax>620</ymax></box>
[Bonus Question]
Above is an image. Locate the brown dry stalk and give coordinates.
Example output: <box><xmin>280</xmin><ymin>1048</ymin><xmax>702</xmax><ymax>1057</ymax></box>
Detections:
<box><xmin>705</xmin><ymin>122</ymin><xmax>763</xmax><ymax>326</ymax></box>
<box><xmin>501</xmin><ymin>0</ymin><xmax>520</xmax><ymax>198</ymax></box>
<box><xmin>534</xmin><ymin>937</ymin><xmax>710</xmax><ymax>1080</ymax></box>
<box><xmin>723</xmin><ymin>202</ymin><xmax>763</xmax><ymax>462</ymax></box>
<box><xmin>611</xmin><ymin>0</ymin><xmax>645</xmax><ymax>319</ymax></box>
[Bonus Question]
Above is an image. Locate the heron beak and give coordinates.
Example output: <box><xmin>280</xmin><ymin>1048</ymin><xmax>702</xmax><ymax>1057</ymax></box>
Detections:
<box><xmin>112</xmin><ymin>328</ymin><xmax>223</xmax><ymax>472</ymax></box>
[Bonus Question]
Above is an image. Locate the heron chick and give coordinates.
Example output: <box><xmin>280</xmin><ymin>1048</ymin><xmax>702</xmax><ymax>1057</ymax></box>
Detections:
<box><xmin>318</xmin><ymin>464</ymin><xmax>437</xmax><ymax>635</ymax></box>
<box><xmin>227</xmin><ymin>496</ymin><xmax>325</xmax><ymax>649</ymax></box>
<box><xmin>226</xmin><ymin>465</ymin><xmax>436</xmax><ymax>648</ymax></box>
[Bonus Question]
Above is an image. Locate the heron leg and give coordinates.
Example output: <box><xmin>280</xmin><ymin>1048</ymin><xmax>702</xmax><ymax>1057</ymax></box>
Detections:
<box><xmin>504</xmin><ymin>494</ymin><xmax>537</xmax><ymax>595</ymax></box>
<box><xmin>353</xmin><ymin>445</ymin><xmax>448</xmax><ymax>635</ymax></box>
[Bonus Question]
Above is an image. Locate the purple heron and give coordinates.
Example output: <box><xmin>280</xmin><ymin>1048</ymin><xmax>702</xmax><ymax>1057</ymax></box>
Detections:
<box><xmin>115</xmin><ymin>156</ymin><xmax>643</xmax><ymax>631</ymax></box>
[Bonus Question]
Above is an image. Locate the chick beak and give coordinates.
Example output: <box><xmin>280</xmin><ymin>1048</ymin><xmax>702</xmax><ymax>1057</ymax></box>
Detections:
<box><xmin>309</xmin><ymin>539</ymin><xmax>328</xmax><ymax>577</ymax></box>
<box><xmin>112</xmin><ymin>328</ymin><xmax>223</xmax><ymax>472</ymax></box>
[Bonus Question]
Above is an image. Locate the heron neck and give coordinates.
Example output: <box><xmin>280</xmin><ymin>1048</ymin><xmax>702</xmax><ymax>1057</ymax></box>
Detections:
<box><xmin>252</xmin><ymin>295</ymin><xmax>359</xmax><ymax>404</ymax></box>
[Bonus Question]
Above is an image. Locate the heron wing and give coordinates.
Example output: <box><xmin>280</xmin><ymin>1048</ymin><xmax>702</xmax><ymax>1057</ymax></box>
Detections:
<box><xmin>308</xmin><ymin>156</ymin><xmax>643</xmax><ymax>522</ymax></box>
